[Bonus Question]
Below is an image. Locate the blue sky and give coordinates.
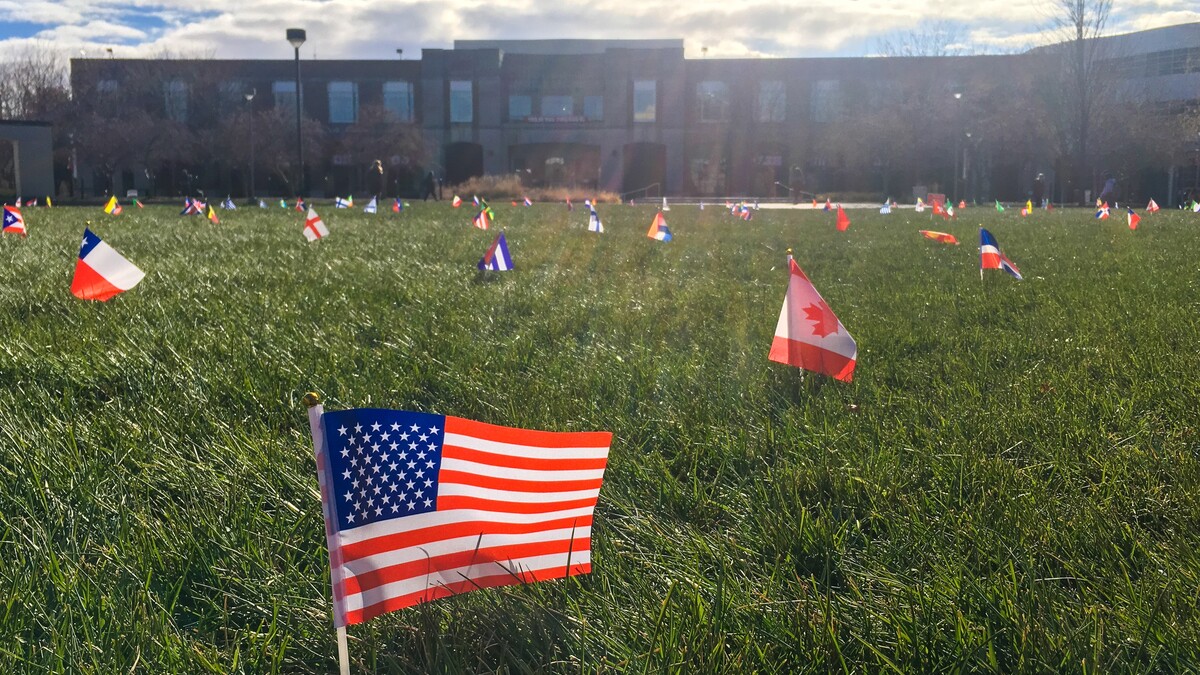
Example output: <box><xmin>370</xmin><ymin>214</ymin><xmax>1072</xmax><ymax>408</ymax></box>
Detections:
<box><xmin>0</xmin><ymin>0</ymin><xmax>1196</xmax><ymax>60</ymax></box>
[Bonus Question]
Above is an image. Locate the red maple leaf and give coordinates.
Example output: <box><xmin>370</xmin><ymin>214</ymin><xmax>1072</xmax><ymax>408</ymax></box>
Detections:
<box><xmin>803</xmin><ymin>301</ymin><xmax>839</xmax><ymax>338</ymax></box>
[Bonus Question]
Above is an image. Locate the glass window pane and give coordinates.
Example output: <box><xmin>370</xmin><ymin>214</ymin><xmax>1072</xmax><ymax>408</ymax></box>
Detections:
<box><xmin>697</xmin><ymin>81</ymin><xmax>730</xmax><ymax>122</ymax></box>
<box><xmin>757</xmin><ymin>80</ymin><xmax>785</xmax><ymax>122</ymax></box>
<box><xmin>584</xmin><ymin>95</ymin><xmax>603</xmax><ymax>121</ymax></box>
<box><xmin>633</xmin><ymin>80</ymin><xmax>656</xmax><ymax>123</ymax></box>
<box><xmin>541</xmin><ymin>95</ymin><xmax>574</xmax><ymax>117</ymax></box>
<box><xmin>163</xmin><ymin>80</ymin><xmax>188</xmax><ymax>122</ymax></box>
<box><xmin>383</xmin><ymin>81</ymin><xmax>414</xmax><ymax>122</ymax></box>
<box><xmin>509</xmin><ymin>95</ymin><xmax>532</xmax><ymax>120</ymax></box>
<box><xmin>810</xmin><ymin>80</ymin><xmax>841</xmax><ymax>123</ymax></box>
<box><xmin>450</xmin><ymin>80</ymin><xmax>473</xmax><ymax>123</ymax></box>
<box><xmin>328</xmin><ymin>81</ymin><xmax>357</xmax><ymax>124</ymax></box>
<box><xmin>273</xmin><ymin>80</ymin><xmax>297</xmax><ymax>112</ymax></box>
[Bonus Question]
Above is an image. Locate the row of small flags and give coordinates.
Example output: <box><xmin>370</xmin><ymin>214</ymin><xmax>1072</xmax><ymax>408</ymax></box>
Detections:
<box><xmin>10</xmin><ymin>197</ymin><xmax>51</xmax><ymax>208</ymax></box>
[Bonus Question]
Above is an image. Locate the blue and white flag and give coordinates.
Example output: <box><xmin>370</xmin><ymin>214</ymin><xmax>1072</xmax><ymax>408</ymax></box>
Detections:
<box><xmin>222</xmin><ymin>197</ymin><xmax>237</xmax><ymax>210</ymax></box>
<box><xmin>587</xmin><ymin>204</ymin><xmax>604</xmax><ymax>233</ymax></box>
<box><xmin>259</xmin><ymin>199</ymin><xmax>268</xmax><ymax>209</ymax></box>
<box><xmin>477</xmin><ymin>232</ymin><xmax>513</xmax><ymax>271</ymax></box>
<box><xmin>364</xmin><ymin>196</ymin><xmax>378</xmax><ymax>214</ymax></box>
<box><xmin>880</xmin><ymin>199</ymin><xmax>892</xmax><ymax>215</ymax></box>
<box><xmin>335</xmin><ymin>196</ymin><xmax>351</xmax><ymax>209</ymax></box>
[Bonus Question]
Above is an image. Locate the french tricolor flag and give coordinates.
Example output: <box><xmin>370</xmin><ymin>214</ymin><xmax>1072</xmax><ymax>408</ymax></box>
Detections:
<box><xmin>71</xmin><ymin>228</ymin><xmax>145</xmax><ymax>301</ymax></box>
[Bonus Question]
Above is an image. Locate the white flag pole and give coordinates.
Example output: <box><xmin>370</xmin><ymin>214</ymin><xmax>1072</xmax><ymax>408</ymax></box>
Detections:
<box><xmin>304</xmin><ymin>391</ymin><xmax>351</xmax><ymax>675</ymax></box>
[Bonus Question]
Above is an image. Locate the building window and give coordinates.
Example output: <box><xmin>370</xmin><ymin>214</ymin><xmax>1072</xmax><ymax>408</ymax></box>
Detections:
<box><xmin>633</xmin><ymin>80</ymin><xmax>656</xmax><ymax>123</ymax></box>
<box><xmin>450</xmin><ymin>80</ymin><xmax>473</xmax><ymax>123</ymax></box>
<box><xmin>383</xmin><ymin>81</ymin><xmax>414</xmax><ymax>121</ymax></box>
<box><xmin>328</xmin><ymin>81</ymin><xmax>358</xmax><ymax>124</ymax></box>
<box><xmin>273</xmin><ymin>80</ymin><xmax>297</xmax><ymax>112</ymax></box>
<box><xmin>757</xmin><ymin>80</ymin><xmax>786</xmax><ymax>122</ymax></box>
<box><xmin>163</xmin><ymin>80</ymin><xmax>188</xmax><ymax>122</ymax></box>
<box><xmin>541</xmin><ymin>95</ymin><xmax>574</xmax><ymax>117</ymax></box>
<box><xmin>697</xmin><ymin>81</ymin><xmax>730</xmax><ymax>122</ymax></box>
<box><xmin>810</xmin><ymin>80</ymin><xmax>841</xmax><ymax>123</ymax></box>
<box><xmin>584</xmin><ymin>95</ymin><xmax>603</xmax><ymax>121</ymax></box>
<box><xmin>508</xmin><ymin>95</ymin><xmax>531</xmax><ymax>120</ymax></box>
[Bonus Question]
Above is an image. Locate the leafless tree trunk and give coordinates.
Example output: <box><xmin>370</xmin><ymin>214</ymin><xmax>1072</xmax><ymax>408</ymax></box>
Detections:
<box><xmin>1049</xmin><ymin>0</ymin><xmax>1113</xmax><ymax>200</ymax></box>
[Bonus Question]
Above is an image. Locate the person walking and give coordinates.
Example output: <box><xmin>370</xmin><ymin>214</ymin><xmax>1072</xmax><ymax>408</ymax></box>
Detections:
<box><xmin>421</xmin><ymin>171</ymin><xmax>439</xmax><ymax>201</ymax></box>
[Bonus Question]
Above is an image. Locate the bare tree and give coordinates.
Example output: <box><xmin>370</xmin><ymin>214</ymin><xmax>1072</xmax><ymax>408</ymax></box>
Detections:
<box><xmin>0</xmin><ymin>42</ymin><xmax>70</xmax><ymax>120</ymax></box>
<box><xmin>875</xmin><ymin>22</ymin><xmax>973</xmax><ymax>58</ymax></box>
<box><xmin>1044</xmin><ymin>0</ymin><xmax>1113</xmax><ymax>200</ymax></box>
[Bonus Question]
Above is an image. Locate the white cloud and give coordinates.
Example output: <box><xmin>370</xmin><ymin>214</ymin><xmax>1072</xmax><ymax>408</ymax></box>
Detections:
<box><xmin>0</xmin><ymin>0</ymin><xmax>1195</xmax><ymax>63</ymax></box>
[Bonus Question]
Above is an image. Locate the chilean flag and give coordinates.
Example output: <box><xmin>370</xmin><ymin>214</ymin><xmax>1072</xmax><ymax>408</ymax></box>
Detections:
<box><xmin>1127</xmin><ymin>207</ymin><xmax>1140</xmax><ymax>230</ymax></box>
<box><xmin>980</xmin><ymin>228</ymin><xmax>1022</xmax><ymax>280</ymax></box>
<box><xmin>768</xmin><ymin>255</ymin><xmax>857</xmax><ymax>382</ymax></box>
<box><xmin>71</xmin><ymin>228</ymin><xmax>145</xmax><ymax>301</ymax></box>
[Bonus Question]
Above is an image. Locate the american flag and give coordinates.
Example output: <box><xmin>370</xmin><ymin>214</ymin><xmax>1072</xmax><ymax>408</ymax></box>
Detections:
<box><xmin>314</xmin><ymin>408</ymin><xmax>611</xmax><ymax>626</ymax></box>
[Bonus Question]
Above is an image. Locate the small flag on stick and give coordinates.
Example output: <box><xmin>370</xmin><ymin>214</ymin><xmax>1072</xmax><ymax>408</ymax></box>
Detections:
<box><xmin>71</xmin><ymin>228</ymin><xmax>145</xmax><ymax>301</ymax></box>
<box><xmin>768</xmin><ymin>255</ymin><xmax>857</xmax><ymax>381</ymax></box>
<box><xmin>477</xmin><ymin>231</ymin><xmax>514</xmax><ymax>271</ymax></box>
<box><xmin>304</xmin><ymin>207</ymin><xmax>330</xmax><ymax>241</ymax></box>
<box><xmin>980</xmin><ymin>228</ymin><xmax>1022</xmax><ymax>280</ymax></box>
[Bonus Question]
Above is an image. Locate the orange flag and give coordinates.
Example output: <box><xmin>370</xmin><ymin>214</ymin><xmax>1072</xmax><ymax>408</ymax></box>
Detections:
<box><xmin>919</xmin><ymin>230</ymin><xmax>959</xmax><ymax>244</ymax></box>
<box><xmin>835</xmin><ymin>205</ymin><xmax>850</xmax><ymax>231</ymax></box>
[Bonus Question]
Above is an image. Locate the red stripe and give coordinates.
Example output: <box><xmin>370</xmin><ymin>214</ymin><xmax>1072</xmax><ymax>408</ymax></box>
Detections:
<box><xmin>981</xmin><ymin>252</ymin><xmax>1001</xmax><ymax>269</ymax></box>
<box><xmin>768</xmin><ymin>336</ymin><xmax>855</xmax><ymax>382</ymax></box>
<box><xmin>442</xmin><ymin>445</ymin><xmax>608</xmax><ymax>472</ymax></box>
<box><xmin>346</xmin><ymin>562</ymin><xmax>592</xmax><ymax>624</ymax></box>
<box><xmin>438</xmin><ymin>469</ymin><xmax>604</xmax><ymax>494</ymax></box>
<box><xmin>437</xmin><ymin>495</ymin><xmax>599</xmax><ymax>515</ymax></box>
<box><xmin>70</xmin><ymin>260</ymin><xmax>123</xmax><ymax>301</ymax></box>
<box><xmin>446</xmin><ymin>416</ymin><xmax>612</xmax><ymax>449</ymax></box>
<box><xmin>343</xmin><ymin>535</ymin><xmax>591</xmax><ymax>595</ymax></box>
<box><xmin>341</xmin><ymin>514</ymin><xmax>593</xmax><ymax>562</ymax></box>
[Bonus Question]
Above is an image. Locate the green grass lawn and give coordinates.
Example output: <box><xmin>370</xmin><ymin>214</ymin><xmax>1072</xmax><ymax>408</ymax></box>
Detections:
<box><xmin>1</xmin><ymin>202</ymin><xmax>1198</xmax><ymax>672</ymax></box>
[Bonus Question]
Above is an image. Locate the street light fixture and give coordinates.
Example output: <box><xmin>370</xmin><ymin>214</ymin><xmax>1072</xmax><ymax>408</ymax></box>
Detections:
<box><xmin>286</xmin><ymin>28</ymin><xmax>306</xmax><ymax>197</ymax></box>
<box><xmin>244</xmin><ymin>88</ymin><xmax>256</xmax><ymax>201</ymax></box>
<box><xmin>952</xmin><ymin>92</ymin><xmax>963</xmax><ymax>202</ymax></box>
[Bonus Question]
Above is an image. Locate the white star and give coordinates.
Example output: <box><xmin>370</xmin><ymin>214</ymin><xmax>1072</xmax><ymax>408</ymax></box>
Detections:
<box><xmin>380</xmin><ymin>453</ymin><xmax>390</xmax><ymax>463</ymax></box>
<box><xmin>372</xmin><ymin>464</ymin><xmax>381</xmax><ymax>474</ymax></box>
<box><xmin>391</xmin><ymin>504</ymin><xmax>400</xmax><ymax>513</ymax></box>
<box><xmin>410</xmin><ymin>424</ymin><xmax>420</xmax><ymax>432</ymax></box>
<box><xmin>371</xmin><ymin>443</ymin><xmax>380</xmax><ymax>453</ymax></box>
<box><xmin>350</xmin><ymin>457</ymin><xmax>358</xmax><ymax>467</ymax></box>
<box><xmin>399</xmin><ymin>432</ymin><xmax>410</xmax><ymax>441</ymax></box>
<box><xmin>429</xmin><ymin>425</ymin><xmax>440</xmax><ymax>434</ymax></box>
<box><xmin>337</xmin><ymin>425</ymin><xmax>348</xmax><ymax>436</ymax></box>
<box><xmin>426</xmin><ymin>461</ymin><xmax>434</xmax><ymax>469</ymax></box>
<box><xmin>362</xmin><ymin>433</ymin><xmax>372</xmax><ymax>443</ymax></box>
<box><xmin>390</xmin><ymin>422</ymin><xmax>400</xmax><ymax>431</ymax></box>
<box><xmin>389</xmin><ymin>462</ymin><xmax>399</xmax><ymax>472</ymax></box>
<box><xmin>351</xmin><ymin>479</ymin><xmax>360</xmax><ymax>489</ymax></box>
<box><xmin>367</xmin><ymin>498</ymin><xmax>375</xmax><ymax>508</ymax></box>
<box><xmin>341</xmin><ymin>469</ymin><xmax>351</xmax><ymax>480</ymax></box>
<box><xmin>370</xmin><ymin>422</ymin><xmax>381</xmax><ymax>432</ymax></box>
<box><xmin>354</xmin><ymin>423</ymin><xmax>363</xmax><ymax>433</ymax></box>
<box><xmin>381</xmin><ymin>474</ymin><xmax>391</xmax><ymax>484</ymax></box>
<box><xmin>408</xmin><ymin>442</ymin><xmax>418</xmax><ymax>451</ymax></box>
<box><xmin>423</xmin><ymin>498</ymin><xmax>432</xmax><ymax>508</ymax></box>
<box><xmin>423</xmin><ymin>479</ymin><xmax>432</xmax><ymax>488</ymax></box>
<box><xmin>380</xmin><ymin>432</ymin><xmax>390</xmax><ymax>441</ymax></box>
<box><xmin>416</xmin><ymin>469</ymin><xmax>425</xmax><ymax>478</ymax></box>
<box><xmin>406</xmin><ymin>480</ymin><xmax>416</xmax><ymax>490</ymax></box>
<box><xmin>419</xmin><ymin>433</ymin><xmax>429</xmax><ymax>442</ymax></box>
<box><xmin>382</xmin><ymin>495</ymin><xmax>391</xmax><ymax>504</ymax></box>
<box><xmin>407</xmin><ymin>501</ymin><xmax>416</xmax><ymax>510</ymax></box>
<box><xmin>343</xmin><ymin>491</ymin><xmax>353</xmax><ymax>501</ymax></box>
<box><xmin>415</xmin><ymin>489</ymin><xmax>424</xmax><ymax>498</ymax></box>
<box><xmin>365</xmin><ymin>475</ymin><xmax>373</xmax><ymax>485</ymax></box>
<box><xmin>427</xmin><ymin>443</ymin><xmax>438</xmax><ymax>452</ymax></box>
<box><xmin>373</xmin><ymin>485</ymin><xmax>381</xmax><ymax>495</ymax></box>
<box><xmin>417</xmin><ymin>450</ymin><xmax>427</xmax><ymax>460</ymax></box>
<box><xmin>346</xmin><ymin>513</ymin><xmax>355</xmax><ymax>523</ymax></box>
<box><xmin>389</xmin><ymin>442</ymin><xmax>398</xmax><ymax>451</ymax></box>
<box><xmin>357</xmin><ymin>467</ymin><xmax>365</xmax><ymax>476</ymax></box>
<box><xmin>374</xmin><ymin>506</ymin><xmax>383</xmax><ymax>517</ymax></box>
<box><xmin>388</xmin><ymin>483</ymin><xmax>398</xmax><ymax>492</ymax></box>
<box><xmin>407</xmin><ymin>461</ymin><xmax>416</xmax><ymax>469</ymax></box>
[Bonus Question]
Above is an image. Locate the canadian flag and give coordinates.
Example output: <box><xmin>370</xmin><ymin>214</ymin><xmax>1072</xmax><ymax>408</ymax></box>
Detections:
<box><xmin>768</xmin><ymin>256</ymin><xmax>857</xmax><ymax>381</ymax></box>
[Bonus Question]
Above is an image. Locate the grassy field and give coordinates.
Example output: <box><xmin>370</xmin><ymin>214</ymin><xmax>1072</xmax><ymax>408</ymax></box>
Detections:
<box><xmin>1</xmin><ymin>201</ymin><xmax>1198</xmax><ymax>672</ymax></box>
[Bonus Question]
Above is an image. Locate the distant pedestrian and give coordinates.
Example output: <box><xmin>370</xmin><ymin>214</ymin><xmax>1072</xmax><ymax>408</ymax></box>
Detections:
<box><xmin>421</xmin><ymin>171</ymin><xmax>438</xmax><ymax>201</ymax></box>
<box><xmin>1033</xmin><ymin>173</ymin><xmax>1045</xmax><ymax>208</ymax></box>
<box><xmin>1098</xmin><ymin>174</ymin><xmax>1116</xmax><ymax>204</ymax></box>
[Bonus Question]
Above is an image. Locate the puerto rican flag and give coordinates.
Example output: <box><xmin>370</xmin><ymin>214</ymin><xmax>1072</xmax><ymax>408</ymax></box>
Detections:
<box><xmin>980</xmin><ymin>228</ymin><xmax>1022</xmax><ymax>280</ymax></box>
<box><xmin>71</xmin><ymin>228</ymin><xmax>145</xmax><ymax>301</ymax></box>
<box><xmin>768</xmin><ymin>255</ymin><xmax>857</xmax><ymax>381</ymax></box>
<box><xmin>477</xmin><ymin>231</ymin><xmax>514</xmax><ymax>271</ymax></box>
<box><xmin>3</xmin><ymin>205</ymin><xmax>26</xmax><ymax>237</ymax></box>
<box><xmin>304</xmin><ymin>207</ymin><xmax>330</xmax><ymax>241</ymax></box>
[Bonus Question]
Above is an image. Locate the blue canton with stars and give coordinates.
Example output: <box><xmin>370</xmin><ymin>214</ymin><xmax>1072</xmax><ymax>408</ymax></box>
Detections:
<box><xmin>322</xmin><ymin>409</ymin><xmax>446</xmax><ymax>531</ymax></box>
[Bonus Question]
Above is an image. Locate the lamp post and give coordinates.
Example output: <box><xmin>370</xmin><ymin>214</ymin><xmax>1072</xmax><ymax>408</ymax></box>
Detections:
<box><xmin>244</xmin><ymin>88</ymin><xmax>256</xmax><ymax>201</ymax></box>
<box><xmin>952</xmin><ymin>92</ymin><xmax>963</xmax><ymax>203</ymax></box>
<box><xmin>286</xmin><ymin>28</ymin><xmax>306</xmax><ymax>197</ymax></box>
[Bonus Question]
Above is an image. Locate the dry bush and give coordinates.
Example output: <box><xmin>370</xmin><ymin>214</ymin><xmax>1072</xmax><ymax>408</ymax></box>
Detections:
<box><xmin>449</xmin><ymin>175</ymin><xmax>620</xmax><ymax>204</ymax></box>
